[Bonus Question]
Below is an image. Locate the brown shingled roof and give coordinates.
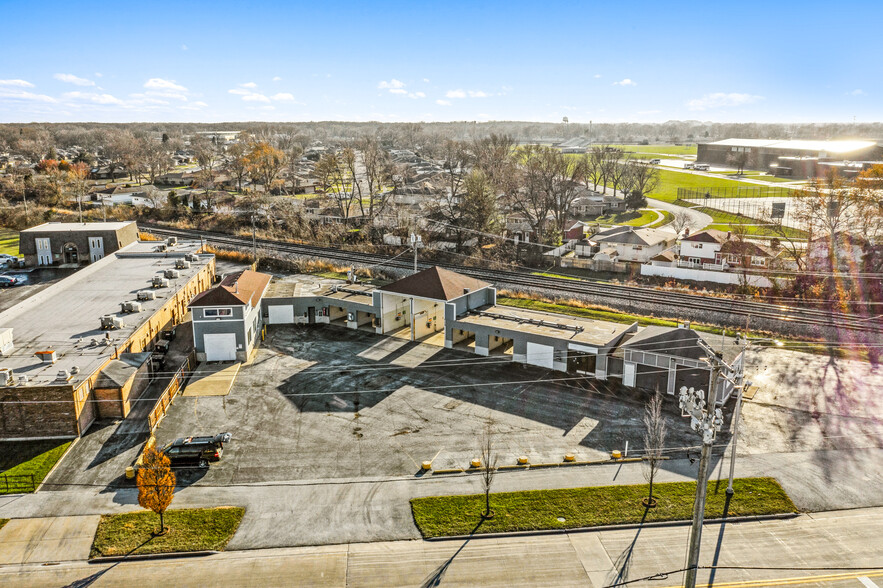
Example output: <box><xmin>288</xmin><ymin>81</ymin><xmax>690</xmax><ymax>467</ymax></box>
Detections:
<box><xmin>380</xmin><ymin>266</ymin><xmax>490</xmax><ymax>301</ymax></box>
<box><xmin>189</xmin><ymin>269</ymin><xmax>271</xmax><ymax>308</ymax></box>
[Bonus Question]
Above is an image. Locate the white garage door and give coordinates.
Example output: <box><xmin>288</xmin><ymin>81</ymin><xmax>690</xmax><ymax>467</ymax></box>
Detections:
<box><xmin>204</xmin><ymin>333</ymin><xmax>237</xmax><ymax>362</ymax></box>
<box><xmin>268</xmin><ymin>305</ymin><xmax>295</xmax><ymax>324</ymax></box>
<box><xmin>623</xmin><ymin>362</ymin><xmax>637</xmax><ymax>387</ymax></box>
<box><xmin>526</xmin><ymin>342</ymin><xmax>555</xmax><ymax>369</ymax></box>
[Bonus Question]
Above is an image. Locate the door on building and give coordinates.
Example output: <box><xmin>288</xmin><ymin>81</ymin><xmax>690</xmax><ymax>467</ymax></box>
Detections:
<box><xmin>307</xmin><ymin>307</ymin><xmax>316</xmax><ymax>324</ymax></box>
<box><xmin>623</xmin><ymin>362</ymin><xmax>637</xmax><ymax>387</ymax></box>
<box><xmin>525</xmin><ymin>342</ymin><xmax>555</xmax><ymax>369</ymax></box>
<box><xmin>88</xmin><ymin>237</ymin><xmax>105</xmax><ymax>262</ymax></box>
<box><xmin>268</xmin><ymin>305</ymin><xmax>295</xmax><ymax>324</ymax></box>
<box><xmin>35</xmin><ymin>238</ymin><xmax>52</xmax><ymax>266</ymax></box>
<box><xmin>203</xmin><ymin>333</ymin><xmax>237</xmax><ymax>362</ymax></box>
<box><xmin>63</xmin><ymin>243</ymin><xmax>79</xmax><ymax>264</ymax></box>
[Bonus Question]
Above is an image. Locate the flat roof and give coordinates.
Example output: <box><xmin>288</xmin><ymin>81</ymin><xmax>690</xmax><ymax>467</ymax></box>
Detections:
<box><xmin>0</xmin><ymin>240</ymin><xmax>211</xmax><ymax>387</ymax></box>
<box><xmin>707</xmin><ymin>138</ymin><xmax>878</xmax><ymax>153</ymax></box>
<box><xmin>454</xmin><ymin>305</ymin><xmax>632</xmax><ymax>347</ymax></box>
<box><xmin>21</xmin><ymin>221</ymin><xmax>135</xmax><ymax>233</ymax></box>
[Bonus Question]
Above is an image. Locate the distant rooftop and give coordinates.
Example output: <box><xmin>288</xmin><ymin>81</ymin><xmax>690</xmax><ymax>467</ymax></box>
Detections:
<box><xmin>706</xmin><ymin>138</ymin><xmax>879</xmax><ymax>154</ymax></box>
<box><xmin>21</xmin><ymin>221</ymin><xmax>135</xmax><ymax>233</ymax></box>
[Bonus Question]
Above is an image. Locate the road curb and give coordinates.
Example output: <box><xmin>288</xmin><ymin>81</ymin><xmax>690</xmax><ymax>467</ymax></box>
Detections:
<box><xmin>422</xmin><ymin>512</ymin><xmax>800</xmax><ymax>542</ymax></box>
<box><xmin>89</xmin><ymin>550</ymin><xmax>219</xmax><ymax>563</ymax></box>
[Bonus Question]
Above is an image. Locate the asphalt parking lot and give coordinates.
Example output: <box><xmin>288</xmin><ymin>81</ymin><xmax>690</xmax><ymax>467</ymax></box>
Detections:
<box><xmin>152</xmin><ymin>325</ymin><xmax>702</xmax><ymax>485</ymax></box>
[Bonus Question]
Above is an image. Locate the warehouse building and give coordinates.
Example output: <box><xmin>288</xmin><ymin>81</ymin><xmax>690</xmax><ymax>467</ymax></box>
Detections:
<box><xmin>696</xmin><ymin>138</ymin><xmax>883</xmax><ymax>179</ymax></box>
<box><xmin>0</xmin><ymin>239</ymin><xmax>215</xmax><ymax>440</ymax></box>
<box><xmin>260</xmin><ymin>266</ymin><xmax>742</xmax><ymax>402</ymax></box>
<box><xmin>18</xmin><ymin>221</ymin><xmax>139</xmax><ymax>266</ymax></box>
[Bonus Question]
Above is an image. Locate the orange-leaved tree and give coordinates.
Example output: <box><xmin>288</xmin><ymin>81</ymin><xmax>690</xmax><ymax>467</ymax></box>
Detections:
<box><xmin>137</xmin><ymin>445</ymin><xmax>176</xmax><ymax>534</ymax></box>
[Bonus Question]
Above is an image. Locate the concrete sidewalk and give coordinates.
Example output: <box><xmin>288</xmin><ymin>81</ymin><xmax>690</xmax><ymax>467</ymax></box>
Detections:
<box><xmin>0</xmin><ymin>508</ymin><xmax>879</xmax><ymax>587</ymax></box>
<box><xmin>0</xmin><ymin>515</ymin><xmax>99</xmax><ymax>565</ymax></box>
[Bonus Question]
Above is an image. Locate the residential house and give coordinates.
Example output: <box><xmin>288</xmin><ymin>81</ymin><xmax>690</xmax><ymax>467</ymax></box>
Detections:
<box><xmin>590</xmin><ymin>226</ymin><xmax>675</xmax><ymax>263</ymax></box>
<box><xmin>715</xmin><ymin>238</ymin><xmax>775</xmax><ymax>269</ymax></box>
<box><xmin>678</xmin><ymin>229</ymin><xmax>730</xmax><ymax>267</ymax></box>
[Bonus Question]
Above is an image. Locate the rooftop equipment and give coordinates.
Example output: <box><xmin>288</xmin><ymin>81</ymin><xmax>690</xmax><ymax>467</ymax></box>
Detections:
<box><xmin>137</xmin><ymin>290</ymin><xmax>156</xmax><ymax>301</ymax></box>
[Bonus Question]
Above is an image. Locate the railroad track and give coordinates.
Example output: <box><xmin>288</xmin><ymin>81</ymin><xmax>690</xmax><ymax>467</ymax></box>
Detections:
<box><xmin>144</xmin><ymin>225</ymin><xmax>883</xmax><ymax>336</ymax></box>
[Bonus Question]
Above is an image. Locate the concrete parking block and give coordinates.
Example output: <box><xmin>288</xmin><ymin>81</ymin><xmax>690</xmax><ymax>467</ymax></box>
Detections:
<box><xmin>182</xmin><ymin>362</ymin><xmax>241</xmax><ymax>397</ymax></box>
<box><xmin>0</xmin><ymin>515</ymin><xmax>99</xmax><ymax>564</ymax></box>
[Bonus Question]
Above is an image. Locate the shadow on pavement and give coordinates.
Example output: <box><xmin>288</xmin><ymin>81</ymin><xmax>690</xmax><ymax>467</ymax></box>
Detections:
<box><xmin>420</xmin><ymin>518</ymin><xmax>485</xmax><ymax>588</ymax></box>
<box><xmin>606</xmin><ymin>504</ymin><xmax>652</xmax><ymax>586</ymax></box>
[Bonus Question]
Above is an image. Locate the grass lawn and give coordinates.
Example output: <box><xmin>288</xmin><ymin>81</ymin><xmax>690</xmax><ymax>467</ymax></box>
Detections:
<box><xmin>0</xmin><ymin>519</ymin><xmax>7</xmax><ymax>531</ymax></box>
<box><xmin>411</xmin><ymin>478</ymin><xmax>796</xmax><ymax>538</ymax></box>
<box><xmin>648</xmin><ymin>210</ymin><xmax>674</xmax><ymax>228</ymax></box>
<box><xmin>89</xmin><ymin>507</ymin><xmax>245</xmax><ymax>558</ymax></box>
<box><xmin>591</xmin><ymin>209</ymin><xmax>659</xmax><ymax>227</ymax></box>
<box><xmin>0</xmin><ymin>440</ymin><xmax>72</xmax><ymax>494</ymax></box>
<box><xmin>711</xmin><ymin>171</ymin><xmax>798</xmax><ymax>184</ymax></box>
<box><xmin>0</xmin><ymin>229</ymin><xmax>20</xmax><ymax>256</ymax></box>
<box><xmin>647</xmin><ymin>169</ymin><xmax>790</xmax><ymax>205</ymax></box>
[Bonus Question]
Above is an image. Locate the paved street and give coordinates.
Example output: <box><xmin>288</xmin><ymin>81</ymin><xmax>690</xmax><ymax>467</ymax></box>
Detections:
<box><xmin>0</xmin><ymin>508</ymin><xmax>879</xmax><ymax>587</ymax></box>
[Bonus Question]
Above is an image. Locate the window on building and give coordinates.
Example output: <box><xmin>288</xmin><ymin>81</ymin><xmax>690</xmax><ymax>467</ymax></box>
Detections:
<box><xmin>694</xmin><ymin>243</ymin><xmax>703</xmax><ymax>249</ymax></box>
<box><xmin>751</xmin><ymin>256</ymin><xmax>766</xmax><ymax>267</ymax></box>
<box><xmin>204</xmin><ymin>308</ymin><xmax>233</xmax><ymax>317</ymax></box>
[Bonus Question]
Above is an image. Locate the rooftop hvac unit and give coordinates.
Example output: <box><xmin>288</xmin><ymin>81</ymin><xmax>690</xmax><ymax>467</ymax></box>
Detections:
<box><xmin>185</xmin><ymin>253</ymin><xmax>199</xmax><ymax>262</ymax></box>
<box><xmin>0</xmin><ymin>327</ymin><xmax>13</xmax><ymax>357</ymax></box>
<box><xmin>17</xmin><ymin>375</ymin><xmax>28</xmax><ymax>386</ymax></box>
<box><xmin>175</xmin><ymin>259</ymin><xmax>190</xmax><ymax>269</ymax></box>
<box><xmin>0</xmin><ymin>368</ymin><xmax>13</xmax><ymax>386</ymax></box>
<box><xmin>137</xmin><ymin>290</ymin><xmax>156</xmax><ymax>301</ymax></box>
<box><xmin>164</xmin><ymin>269</ymin><xmax>180</xmax><ymax>279</ymax></box>
<box><xmin>101</xmin><ymin>315</ymin><xmax>125</xmax><ymax>330</ymax></box>
<box><xmin>152</xmin><ymin>276</ymin><xmax>169</xmax><ymax>288</ymax></box>
<box><xmin>56</xmin><ymin>370</ymin><xmax>71</xmax><ymax>382</ymax></box>
<box><xmin>167</xmin><ymin>237</ymin><xmax>178</xmax><ymax>246</ymax></box>
<box><xmin>155</xmin><ymin>243</ymin><xmax>168</xmax><ymax>252</ymax></box>
<box><xmin>120</xmin><ymin>301</ymin><xmax>142</xmax><ymax>313</ymax></box>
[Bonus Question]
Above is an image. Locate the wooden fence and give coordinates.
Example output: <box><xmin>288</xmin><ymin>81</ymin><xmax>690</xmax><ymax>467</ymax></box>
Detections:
<box><xmin>147</xmin><ymin>351</ymin><xmax>196</xmax><ymax>431</ymax></box>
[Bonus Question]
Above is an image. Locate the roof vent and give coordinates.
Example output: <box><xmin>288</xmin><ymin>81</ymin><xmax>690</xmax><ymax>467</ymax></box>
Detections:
<box><xmin>56</xmin><ymin>370</ymin><xmax>71</xmax><ymax>382</ymax></box>
<box><xmin>165</xmin><ymin>269</ymin><xmax>180</xmax><ymax>279</ymax></box>
<box><xmin>0</xmin><ymin>368</ymin><xmax>13</xmax><ymax>386</ymax></box>
<box><xmin>463</xmin><ymin>288</ymin><xmax>470</xmax><ymax>294</ymax></box>
<box><xmin>35</xmin><ymin>350</ymin><xmax>57</xmax><ymax>363</ymax></box>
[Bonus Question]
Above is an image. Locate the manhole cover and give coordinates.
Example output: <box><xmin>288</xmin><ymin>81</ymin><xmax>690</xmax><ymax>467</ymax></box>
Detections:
<box><xmin>557</xmin><ymin>517</ymin><xmax>566</xmax><ymax>523</ymax></box>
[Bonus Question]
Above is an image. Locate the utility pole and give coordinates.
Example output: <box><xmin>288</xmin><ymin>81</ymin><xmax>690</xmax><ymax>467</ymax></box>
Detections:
<box><xmin>726</xmin><ymin>335</ymin><xmax>748</xmax><ymax>495</ymax></box>
<box><xmin>410</xmin><ymin>233</ymin><xmax>422</xmax><ymax>273</ymax></box>
<box><xmin>680</xmin><ymin>347</ymin><xmax>726</xmax><ymax>588</ymax></box>
<box><xmin>252</xmin><ymin>215</ymin><xmax>257</xmax><ymax>264</ymax></box>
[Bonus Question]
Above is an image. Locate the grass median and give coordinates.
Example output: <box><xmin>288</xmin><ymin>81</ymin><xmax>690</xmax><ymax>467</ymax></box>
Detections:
<box><xmin>0</xmin><ymin>440</ymin><xmax>72</xmax><ymax>494</ymax></box>
<box><xmin>89</xmin><ymin>507</ymin><xmax>245</xmax><ymax>558</ymax></box>
<box><xmin>411</xmin><ymin>477</ymin><xmax>796</xmax><ymax>538</ymax></box>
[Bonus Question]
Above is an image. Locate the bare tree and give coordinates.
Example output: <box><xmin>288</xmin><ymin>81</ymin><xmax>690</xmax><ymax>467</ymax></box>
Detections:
<box><xmin>671</xmin><ymin>211</ymin><xmax>692</xmax><ymax>236</ymax></box>
<box><xmin>507</xmin><ymin>144</ymin><xmax>553</xmax><ymax>243</ymax></box>
<box><xmin>642</xmin><ymin>392</ymin><xmax>667</xmax><ymax>508</ymax></box>
<box><xmin>359</xmin><ymin>135</ymin><xmax>394</xmax><ymax>220</ymax></box>
<box><xmin>478</xmin><ymin>419</ymin><xmax>499</xmax><ymax>518</ymax></box>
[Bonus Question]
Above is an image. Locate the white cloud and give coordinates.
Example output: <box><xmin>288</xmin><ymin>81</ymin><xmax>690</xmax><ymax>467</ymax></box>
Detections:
<box><xmin>144</xmin><ymin>78</ymin><xmax>188</xmax><ymax>92</ymax></box>
<box><xmin>54</xmin><ymin>73</ymin><xmax>95</xmax><ymax>86</ymax></box>
<box><xmin>467</xmin><ymin>90</ymin><xmax>489</xmax><ymax>98</ymax></box>
<box><xmin>436</xmin><ymin>99</ymin><xmax>451</xmax><ymax>106</ymax></box>
<box><xmin>412</xmin><ymin>91</ymin><xmax>426</xmax><ymax>99</ymax></box>
<box><xmin>389</xmin><ymin>88</ymin><xmax>408</xmax><ymax>95</ymax></box>
<box><xmin>423</xmin><ymin>78</ymin><xmax>430</xmax><ymax>83</ymax></box>
<box><xmin>271</xmin><ymin>92</ymin><xmax>294</xmax><ymax>101</ymax></box>
<box><xmin>0</xmin><ymin>86</ymin><xmax>55</xmax><ymax>102</ymax></box>
<box><xmin>147</xmin><ymin>91</ymin><xmax>188</xmax><ymax>101</ymax></box>
<box><xmin>242</xmin><ymin>93</ymin><xmax>271</xmax><ymax>103</ymax></box>
<box><xmin>0</xmin><ymin>79</ymin><xmax>35</xmax><ymax>88</ymax></box>
<box><xmin>687</xmin><ymin>92</ymin><xmax>763</xmax><ymax>111</ymax></box>
<box><xmin>849</xmin><ymin>89</ymin><xmax>865</xmax><ymax>96</ymax></box>
<box><xmin>193</xmin><ymin>101</ymin><xmax>208</xmax><ymax>107</ymax></box>
<box><xmin>446</xmin><ymin>89</ymin><xmax>488</xmax><ymax>98</ymax></box>
<box><xmin>612</xmin><ymin>78</ymin><xmax>636</xmax><ymax>86</ymax></box>
<box><xmin>272</xmin><ymin>76</ymin><xmax>282</xmax><ymax>82</ymax></box>
<box><xmin>181</xmin><ymin>44</ymin><xmax>188</xmax><ymax>51</ymax></box>
<box><xmin>94</xmin><ymin>72</ymin><xmax>103</xmax><ymax>78</ymax></box>
<box><xmin>594</xmin><ymin>74</ymin><xmax>602</xmax><ymax>79</ymax></box>
<box><xmin>446</xmin><ymin>89</ymin><xmax>466</xmax><ymax>98</ymax></box>
<box><xmin>63</xmin><ymin>91</ymin><xmax>123</xmax><ymax>105</ymax></box>
<box><xmin>240</xmin><ymin>82</ymin><xmax>258</xmax><ymax>88</ymax></box>
<box><xmin>378</xmin><ymin>79</ymin><xmax>405</xmax><ymax>90</ymax></box>
<box><xmin>228</xmin><ymin>88</ymin><xmax>250</xmax><ymax>95</ymax></box>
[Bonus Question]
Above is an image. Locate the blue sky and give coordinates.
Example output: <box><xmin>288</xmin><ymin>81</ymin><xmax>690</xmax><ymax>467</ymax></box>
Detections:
<box><xmin>0</xmin><ymin>0</ymin><xmax>878</xmax><ymax>123</ymax></box>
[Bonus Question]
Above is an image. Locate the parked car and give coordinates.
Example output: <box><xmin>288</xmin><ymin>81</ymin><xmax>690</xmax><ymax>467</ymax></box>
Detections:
<box><xmin>160</xmin><ymin>432</ymin><xmax>232</xmax><ymax>468</ymax></box>
<box><xmin>694</xmin><ymin>163</ymin><xmax>710</xmax><ymax>171</ymax></box>
<box><xmin>683</xmin><ymin>163</ymin><xmax>695</xmax><ymax>169</ymax></box>
<box><xmin>0</xmin><ymin>274</ymin><xmax>23</xmax><ymax>288</ymax></box>
<box><xmin>649</xmin><ymin>158</ymin><xmax>661</xmax><ymax>165</ymax></box>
